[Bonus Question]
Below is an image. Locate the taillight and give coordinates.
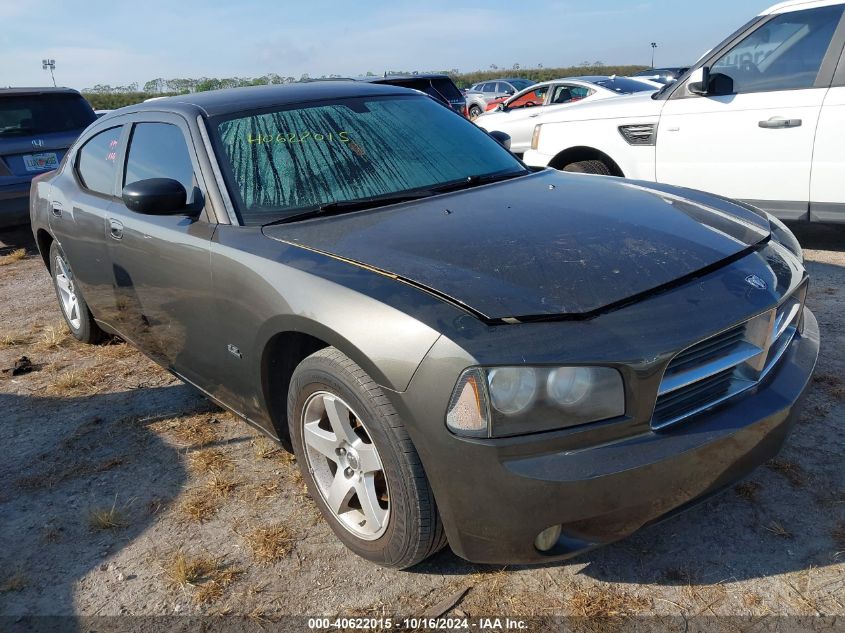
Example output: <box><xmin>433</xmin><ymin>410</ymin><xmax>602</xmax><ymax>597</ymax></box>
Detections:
<box><xmin>462</xmin><ymin>105</ymin><xmax>469</xmax><ymax>118</ymax></box>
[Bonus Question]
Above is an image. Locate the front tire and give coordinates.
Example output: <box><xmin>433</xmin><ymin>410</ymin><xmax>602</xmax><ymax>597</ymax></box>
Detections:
<box><xmin>562</xmin><ymin>159</ymin><xmax>613</xmax><ymax>175</ymax></box>
<box><xmin>49</xmin><ymin>241</ymin><xmax>103</xmax><ymax>344</ymax></box>
<box><xmin>468</xmin><ymin>104</ymin><xmax>483</xmax><ymax>119</ymax></box>
<box><xmin>287</xmin><ymin>347</ymin><xmax>447</xmax><ymax>568</ymax></box>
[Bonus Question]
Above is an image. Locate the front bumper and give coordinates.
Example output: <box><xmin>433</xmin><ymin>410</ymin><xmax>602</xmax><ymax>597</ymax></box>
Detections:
<box><xmin>408</xmin><ymin>307</ymin><xmax>819</xmax><ymax>565</ymax></box>
<box><xmin>0</xmin><ymin>181</ymin><xmax>32</xmax><ymax>228</ymax></box>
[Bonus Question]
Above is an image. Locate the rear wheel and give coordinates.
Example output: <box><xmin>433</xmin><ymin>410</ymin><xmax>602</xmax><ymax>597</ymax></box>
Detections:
<box><xmin>288</xmin><ymin>347</ymin><xmax>446</xmax><ymax>568</ymax></box>
<box><xmin>49</xmin><ymin>241</ymin><xmax>103</xmax><ymax>344</ymax></box>
<box><xmin>562</xmin><ymin>160</ymin><xmax>613</xmax><ymax>176</ymax></box>
<box><xmin>468</xmin><ymin>104</ymin><xmax>483</xmax><ymax>119</ymax></box>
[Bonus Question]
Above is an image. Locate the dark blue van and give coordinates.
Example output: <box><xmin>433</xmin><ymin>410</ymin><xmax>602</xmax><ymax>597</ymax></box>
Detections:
<box><xmin>0</xmin><ymin>87</ymin><xmax>96</xmax><ymax>227</ymax></box>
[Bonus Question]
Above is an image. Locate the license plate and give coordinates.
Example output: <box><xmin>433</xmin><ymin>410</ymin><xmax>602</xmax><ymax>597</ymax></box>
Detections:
<box><xmin>23</xmin><ymin>152</ymin><xmax>58</xmax><ymax>172</ymax></box>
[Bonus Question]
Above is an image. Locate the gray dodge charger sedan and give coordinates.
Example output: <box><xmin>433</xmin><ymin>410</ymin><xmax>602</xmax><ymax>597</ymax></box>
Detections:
<box><xmin>30</xmin><ymin>82</ymin><xmax>819</xmax><ymax>568</ymax></box>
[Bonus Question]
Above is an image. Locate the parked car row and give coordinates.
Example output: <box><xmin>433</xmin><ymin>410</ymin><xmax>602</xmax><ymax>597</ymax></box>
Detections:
<box><xmin>474</xmin><ymin>76</ymin><xmax>657</xmax><ymax>155</ymax></box>
<box><xmin>520</xmin><ymin>0</ymin><xmax>845</xmax><ymax>223</ymax></box>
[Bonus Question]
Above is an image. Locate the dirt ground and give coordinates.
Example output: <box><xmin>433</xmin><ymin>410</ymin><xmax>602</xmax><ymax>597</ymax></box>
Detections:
<box><xmin>0</xmin><ymin>222</ymin><xmax>843</xmax><ymax>623</ymax></box>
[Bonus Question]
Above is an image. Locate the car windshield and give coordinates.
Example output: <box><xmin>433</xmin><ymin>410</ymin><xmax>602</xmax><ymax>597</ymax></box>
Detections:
<box><xmin>212</xmin><ymin>94</ymin><xmax>526</xmax><ymax>226</ymax></box>
<box><xmin>0</xmin><ymin>94</ymin><xmax>95</xmax><ymax>137</ymax></box>
<box><xmin>591</xmin><ymin>77</ymin><xmax>655</xmax><ymax>94</ymax></box>
<box><xmin>509</xmin><ymin>79</ymin><xmax>534</xmax><ymax>90</ymax></box>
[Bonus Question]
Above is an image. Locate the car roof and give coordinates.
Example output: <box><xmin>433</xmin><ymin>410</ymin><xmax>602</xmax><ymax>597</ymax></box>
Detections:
<box><xmin>762</xmin><ymin>0</ymin><xmax>845</xmax><ymax>14</ymax></box>
<box><xmin>361</xmin><ymin>74</ymin><xmax>452</xmax><ymax>82</ymax></box>
<box><xmin>104</xmin><ymin>81</ymin><xmax>418</xmax><ymax>118</ymax></box>
<box><xmin>0</xmin><ymin>87</ymin><xmax>83</xmax><ymax>97</ymax></box>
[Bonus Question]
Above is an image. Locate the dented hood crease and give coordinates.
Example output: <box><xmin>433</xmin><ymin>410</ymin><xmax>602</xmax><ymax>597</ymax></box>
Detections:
<box><xmin>263</xmin><ymin>171</ymin><xmax>770</xmax><ymax>320</ymax></box>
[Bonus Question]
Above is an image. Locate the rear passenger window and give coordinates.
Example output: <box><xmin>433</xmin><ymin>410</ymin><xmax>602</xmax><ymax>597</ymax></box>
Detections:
<box><xmin>76</xmin><ymin>126</ymin><xmax>122</xmax><ymax>196</ymax></box>
<box><xmin>124</xmin><ymin>123</ymin><xmax>196</xmax><ymax>203</ymax></box>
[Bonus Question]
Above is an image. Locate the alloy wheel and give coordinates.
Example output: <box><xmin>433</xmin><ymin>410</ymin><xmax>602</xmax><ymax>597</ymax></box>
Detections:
<box><xmin>55</xmin><ymin>254</ymin><xmax>81</xmax><ymax>330</ymax></box>
<box><xmin>301</xmin><ymin>391</ymin><xmax>390</xmax><ymax>540</ymax></box>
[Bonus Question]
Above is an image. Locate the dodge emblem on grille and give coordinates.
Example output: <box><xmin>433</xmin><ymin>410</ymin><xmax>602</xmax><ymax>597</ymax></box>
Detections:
<box><xmin>745</xmin><ymin>274</ymin><xmax>768</xmax><ymax>290</ymax></box>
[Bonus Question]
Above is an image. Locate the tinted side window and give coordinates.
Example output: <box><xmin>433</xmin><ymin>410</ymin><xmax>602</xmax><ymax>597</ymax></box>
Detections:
<box><xmin>124</xmin><ymin>123</ymin><xmax>195</xmax><ymax>202</ymax></box>
<box><xmin>711</xmin><ymin>5</ymin><xmax>844</xmax><ymax>93</ymax></box>
<box><xmin>76</xmin><ymin>126</ymin><xmax>122</xmax><ymax>196</ymax></box>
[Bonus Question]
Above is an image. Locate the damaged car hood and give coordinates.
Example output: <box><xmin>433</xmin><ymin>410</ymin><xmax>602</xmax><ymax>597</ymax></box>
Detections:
<box><xmin>263</xmin><ymin>170</ymin><xmax>770</xmax><ymax>321</ymax></box>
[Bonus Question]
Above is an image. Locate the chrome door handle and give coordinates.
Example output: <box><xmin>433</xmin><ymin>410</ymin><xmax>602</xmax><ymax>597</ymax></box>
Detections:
<box><xmin>759</xmin><ymin>117</ymin><xmax>802</xmax><ymax>129</ymax></box>
<box><xmin>108</xmin><ymin>218</ymin><xmax>124</xmax><ymax>240</ymax></box>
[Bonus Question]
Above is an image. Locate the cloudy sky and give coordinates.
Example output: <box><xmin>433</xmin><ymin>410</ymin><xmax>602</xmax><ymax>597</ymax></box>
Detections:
<box><xmin>1</xmin><ymin>0</ymin><xmax>774</xmax><ymax>90</ymax></box>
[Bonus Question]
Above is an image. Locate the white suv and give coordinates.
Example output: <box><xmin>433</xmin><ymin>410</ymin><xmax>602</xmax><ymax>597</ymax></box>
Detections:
<box><xmin>523</xmin><ymin>0</ymin><xmax>845</xmax><ymax>223</ymax></box>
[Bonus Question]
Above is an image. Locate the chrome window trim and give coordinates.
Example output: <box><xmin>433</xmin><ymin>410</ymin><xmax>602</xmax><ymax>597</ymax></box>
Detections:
<box><xmin>196</xmin><ymin>115</ymin><xmax>239</xmax><ymax>226</ymax></box>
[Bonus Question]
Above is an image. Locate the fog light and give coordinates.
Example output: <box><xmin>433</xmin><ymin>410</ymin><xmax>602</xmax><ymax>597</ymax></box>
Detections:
<box><xmin>534</xmin><ymin>524</ymin><xmax>562</xmax><ymax>552</ymax></box>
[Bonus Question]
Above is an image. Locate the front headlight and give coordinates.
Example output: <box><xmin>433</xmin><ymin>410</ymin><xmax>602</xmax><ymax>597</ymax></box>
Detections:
<box><xmin>768</xmin><ymin>214</ymin><xmax>803</xmax><ymax>262</ymax></box>
<box><xmin>446</xmin><ymin>366</ymin><xmax>625</xmax><ymax>438</ymax></box>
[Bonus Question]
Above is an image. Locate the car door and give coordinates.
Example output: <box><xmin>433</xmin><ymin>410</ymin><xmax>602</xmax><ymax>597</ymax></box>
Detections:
<box><xmin>48</xmin><ymin>123</ymin><xmax>127</xmax><ymax>321</ymax></box>
<box><xmin>810</xmin><ymin>40</ymin><xmax>845</xmax><ymax>222</ymax></box>
<box><xmin>656</xmin><ymin>4</ymin><xmax>845</xmax><ymax>219</ymax></box>
<box><xmin>499</xmin><ymin>85</ymin><xmax>551</xmax><ymax>153</ymax></box>
<box><xmin>105</xmin><ymin>114</ymin><xmax>222</xmax><ymax>391</ymax></box>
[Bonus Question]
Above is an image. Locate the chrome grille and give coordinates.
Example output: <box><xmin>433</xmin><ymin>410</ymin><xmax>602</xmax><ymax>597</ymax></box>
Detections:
<box><xmin>652</xmin><ymin>286</ymin><xmax>805</xmax><ymax>430</ymax></box>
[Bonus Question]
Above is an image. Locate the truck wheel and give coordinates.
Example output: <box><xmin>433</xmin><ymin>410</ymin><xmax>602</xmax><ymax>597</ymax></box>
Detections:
<box><xmin>49</xmin><ymin>241</ymin><xmax>103</xmax><ymax>344</ymax></box>
<box><xmin>563</xmin><ymin>160</ymin><xmax>613</xmax><ymax>176</ymax></box>
<box><xmin>468</xmin><ymin>104</ymin><xmax>483</xmax><ymax>119</ymax></box>
<box><xmin>288</xmin><ymin>347</ymin><xmax>447</xmax><ymax>568</ymax></box>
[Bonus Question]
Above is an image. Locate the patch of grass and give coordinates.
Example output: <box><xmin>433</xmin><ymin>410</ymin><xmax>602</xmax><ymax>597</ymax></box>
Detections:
<box><xmin>205</xmin><ymin>475</ymin><xmax>239</xmax><ymax>499</ymax></box>
<box><xmin>88</xmin><ymin>499</ymin><xmax>129</xmax><ymax>530</ymax></box>
<box><xmin>150</xmin><ymin>414</ymin><xmax>218</xmax><ymax>448</ymax></box>
<box><xmin>0</xmin><ymin>331</ymin><xmax>29</xmax><ymax>348</ymax></box>
<box><xmin>743</xmin><ymin>592</ymin><xmax>764</xmax><ymax>608</ymax></box>
<box><xmin>813</xmin><ymin>372</ymin><xmax>845</xmax><ymax>401</ymax></box>
<box><xmin>244</xmin><ymin>524</ymin><xmax>295</xmax><ymax>563</ymax></box>
<box><xmin>245</xmin><ymin>480</ymin><xmax>282</xmax><ymax>502</ymax></box>
<box><xmin>94</xmin><ymin>339</ymin><xmax>138</xmax><ymax>360</ymax></box>
<box><xmin>565</xmin><ymin>584</ymin><xmax>650</xmax><ymax>617</ymax></box>
<box><xmin>734</xmin><ymin>481</ymin><xmax>762</xmax><ymax>501</ymax></box>
<box><xmin>766</xmin><ymin>458</ymin><xmax>805</xmax><ymax>487</ymax></box>
<box><xmin>33</xmin><ymin>323</ymin><xmax>72</xmax><ymax>351</ymax></box>
<box><xmin>253</xmin><ymin>437</ymin><xmax>284</xmax><ymax>460</ymax></box>
<box><xmin>48</xmin><ymin>370</ymin><xmax>94</xmax><ymax>395</ymax></box>
<box><xmin>164</xmin><ymin>552</ymin><xmax>242</xmax><ymax>604</ymax></box>
<box><xmin>180</xmin><ymin>490</ymin><xmax>220</xmax><ymax>523</ymax></box>
<box><xmin>765</xmin><ymin>520</ymin><xmax>792</xmax><ymax>538</ymax></box>
<box><xmin>188</xmin><ymin>449</ymin><xmax>233</xmax><ymax>475</ymax></box>
<box><xmin>0</xmin><ymin>248</ymin><xmax>26</xmax><ymax>266</ymax></box>
<box><xmin>0</xmin><ymin>573</ymin><xmax>28</xmax><ymax>592</ymax></box>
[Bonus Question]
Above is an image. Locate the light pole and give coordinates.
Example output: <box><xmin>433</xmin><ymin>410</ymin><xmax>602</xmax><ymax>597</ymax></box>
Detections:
<box><xmin>42</xmin><ymin>58</ymin><xmax>56</xmax><ymax>87</ymax></box>
<box><xmin>650</xmin><ymin>43</ymin><xmax>657</xmax><ymax>69</ymax></box>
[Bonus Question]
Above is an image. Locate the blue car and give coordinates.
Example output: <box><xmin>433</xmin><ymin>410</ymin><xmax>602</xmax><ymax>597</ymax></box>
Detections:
<box><xmin>0</xmin><ymin>87</ymin><xmax>96</xmax><ymax>228</ymax></box>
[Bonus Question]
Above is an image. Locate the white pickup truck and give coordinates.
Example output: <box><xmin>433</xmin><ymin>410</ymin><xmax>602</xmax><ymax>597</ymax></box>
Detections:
<box><xmin>523</xmin><ymin>0</ymin><xmax>845</xmax><ymax>223</ymax></box>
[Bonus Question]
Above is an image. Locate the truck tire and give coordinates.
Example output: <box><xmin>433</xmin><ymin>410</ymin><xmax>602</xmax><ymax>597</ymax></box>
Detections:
<box><xmin>562</xmin><ymin>160</ymin><xmax>613</xmax><ymax>176</ymax></box>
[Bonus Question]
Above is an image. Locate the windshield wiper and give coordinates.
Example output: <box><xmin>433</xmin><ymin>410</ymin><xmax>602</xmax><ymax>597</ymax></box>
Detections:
<box><xmin>265</xmin><ymin>190</ymin><xmax>437</xmax><ymax>225</ymax></box>
<box><xmin>428</xmin><ymin>170</ymin><xmax>526</xmax><ymax>194</ymax></box>
<box><xmin>264</xmin><ymin>171</ymin><xmax>528</xmax><ymax>226</ymax></box>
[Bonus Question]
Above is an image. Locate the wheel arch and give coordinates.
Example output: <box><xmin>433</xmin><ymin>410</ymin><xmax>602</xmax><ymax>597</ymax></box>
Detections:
<box><xmin>257</xmin><ymin>314</ymin><xmax>429</xmax><ymax>442</ymax></box>
<box><xmin>547</xmin><ymin>146</ymin><xmax>625</xmax><ymax>177</ymax></box>
<box><xmin>35</xmin><ymin>228</ymin><xmax>54</xmax><ymax>270</ymax></box>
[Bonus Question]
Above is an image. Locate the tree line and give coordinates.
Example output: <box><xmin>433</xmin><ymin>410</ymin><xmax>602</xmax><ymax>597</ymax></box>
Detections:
<box><xmin>82</xmin><ymin>64</ymin><xmax>650</xmax><ymax>110</ymax></box>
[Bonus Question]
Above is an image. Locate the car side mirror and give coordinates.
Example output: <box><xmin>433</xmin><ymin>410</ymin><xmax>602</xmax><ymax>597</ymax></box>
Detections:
<box><xmin>505</xmin><ymin>89</ymin><xmax>515</xmax><ymax>96</ymax></box>
<box><xmin>688</xmin><ymin>66</ymin><xmax>710</xmax><ymax>95</ymax></box>
<box><xmin>122</xmin><ymin>178</ymin><xmax>187</xmax><ymax>215</ymax></box>
<box><xmin>488</xmin><ymin>130</ymin><xmax>512</xmax><ymax>151</ymax></box>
